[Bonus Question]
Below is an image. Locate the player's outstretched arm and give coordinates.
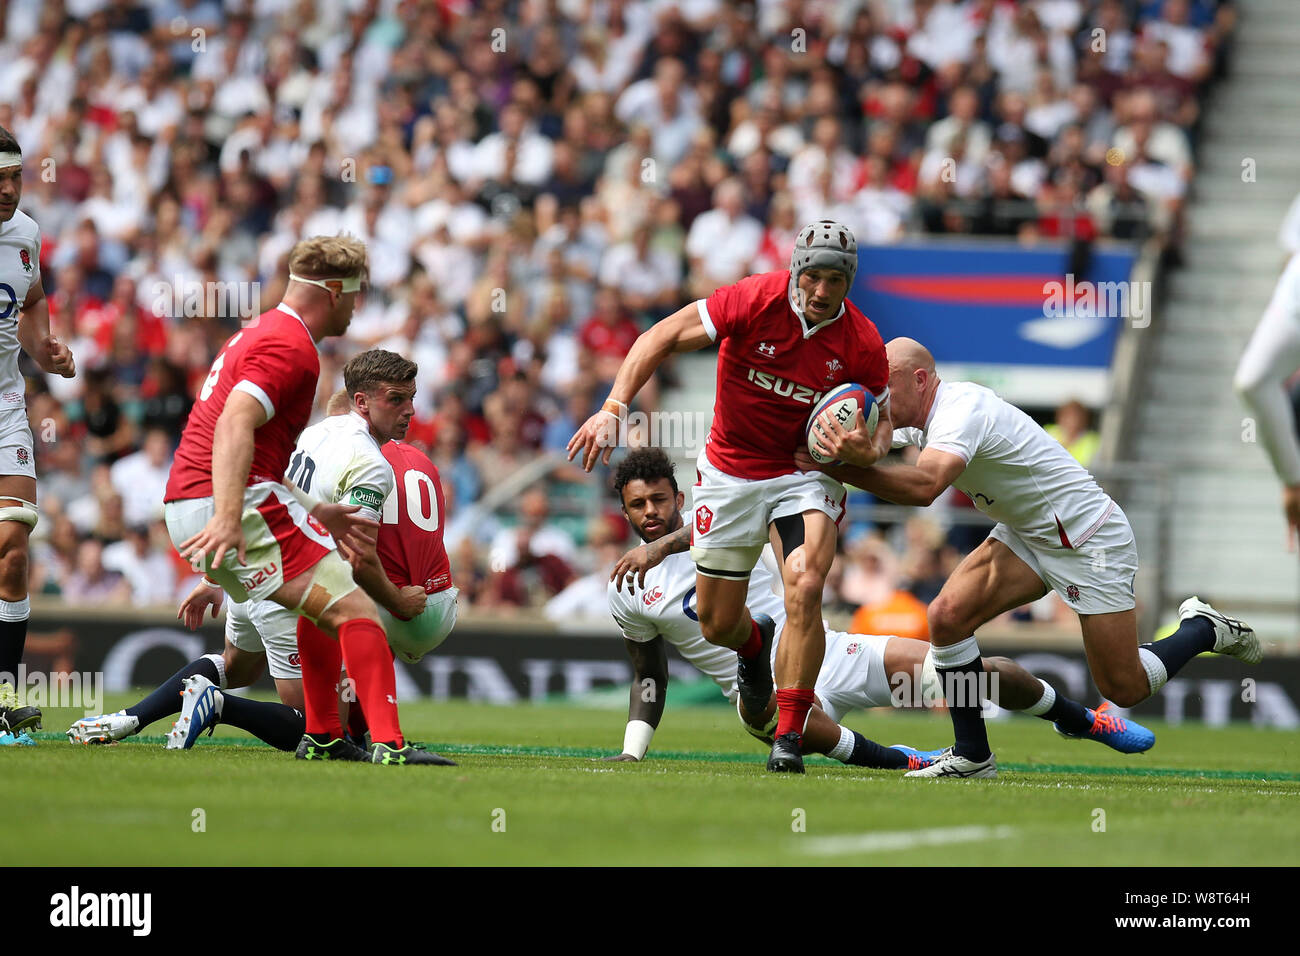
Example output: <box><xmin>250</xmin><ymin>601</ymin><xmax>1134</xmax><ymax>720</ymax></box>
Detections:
<box><xmin>601</xmin><ymin>636</ymin><xmax>669</xmax><ymax>762</ymax></box>
<box><xmin>18</xmin><ymin>279</ymin><xmax>75</xmax><ymax>378</ymax></box>
<box><xmin>181</xmin><ymin>390</ymin><xmax>265</xmax><ymax>568</ymax></box>
<box><xmin>796</xmin><ymin>445</ymin><xmax>965</xmax><ymax>507</ymax></box>
<box><xmin>568</xmin><ymin>303</ymin><xmax>715</xmax><ymax>471</ymax></box>
<box><xmin>610</xmin><ymin>525</ymin><xmax>692</xmax><ymax>592</ymax></box>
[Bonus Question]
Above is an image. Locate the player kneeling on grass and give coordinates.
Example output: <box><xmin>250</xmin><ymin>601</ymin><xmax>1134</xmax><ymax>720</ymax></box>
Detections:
<box><xmin>70</xmin><ymin>349</ymin><xmax>458</xmax><ymax>766</ymax></box>
<box><xmin>803</xmin><ymin>337</ymin><xmax>1260</xmax><ymax>780</ymax></box>
<box><xmin>600</xmin><ymin>449</ymin><xmax>1152</xmax><ymax>767</ymax></box>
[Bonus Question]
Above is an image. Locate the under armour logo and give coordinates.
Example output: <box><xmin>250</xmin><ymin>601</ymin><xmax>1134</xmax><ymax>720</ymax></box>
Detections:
<box><xmin>757</xmin><ymin>342</ymin><xmax>776</xmax><ymax>357</ymax></box>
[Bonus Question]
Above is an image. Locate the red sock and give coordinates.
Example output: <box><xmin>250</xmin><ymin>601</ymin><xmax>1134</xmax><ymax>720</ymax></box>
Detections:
<box><xmin>296</xmin><ymin>617</ymin><xmax>343</xmax><ymax>739</ymax></box>
<box><xmin>775</xmin><ymin>688</ymin><xmax>815</xmax><ymax>741</ymax></box>
<box><xmin>339</xmin><ymin>619</ymin><xmax>402</xmax><ymax>748</ymax></box>
<box><xmin>737</xmin><ymin>619</ymin><xmax>762</xmax><ymax>659</ymax></box>
<box><xmin>346</xmin><ymin>698</ymin><xmax>368</xmax><ymax>741</ymax></box>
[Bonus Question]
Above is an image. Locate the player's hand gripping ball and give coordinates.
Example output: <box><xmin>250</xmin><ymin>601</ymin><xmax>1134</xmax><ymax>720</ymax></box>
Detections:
<box><xmin>806</xmin><ymin>382</ymin><xmax>878</xmax><ymax>465</ymax></box>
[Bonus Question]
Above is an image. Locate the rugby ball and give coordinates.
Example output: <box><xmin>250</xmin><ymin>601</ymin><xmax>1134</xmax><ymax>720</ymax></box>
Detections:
<box><xmin>806</xmin><ymin>382</ymin><xmax>878</xmax><ymax>465</ymax></box>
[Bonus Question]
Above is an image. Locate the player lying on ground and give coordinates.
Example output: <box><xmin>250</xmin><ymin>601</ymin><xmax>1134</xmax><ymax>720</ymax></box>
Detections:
<box><xmin>601</xmin><ymin>449</ymin><xmax>1154</xmax><ymax>767</ymax></box>
<box><xmin>0</xmin><ymin>127</ymin><xmax>77</xmax><ymax>745</ymax></box>
<box><xmin>804</xmin><ymin>337</ymin><xmax>1260</xmax><ymax>779</ymax></box>
<box><xmin>1235</xmin><ymin>252</ymin><xmax>1300</xmax><ymax>540</ymax></box>
<box><xmin>571</xmin><ymin>220</ymin><xmax>893</xmax><ymax>774</ymax></box>
<box><xmin>70</xmin><ymin>354</ymin><xmax>459</xmax><ymax>766</ymax></box>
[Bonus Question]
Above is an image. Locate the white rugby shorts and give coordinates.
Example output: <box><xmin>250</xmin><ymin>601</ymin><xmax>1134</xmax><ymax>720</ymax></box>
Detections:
<box><xmin>990</xmin><ymin>503</ymin><xmax>1139</xmax><ymax>615</ymax></box>
<box><xmin>811</xmin><ymin>630</ymin><xmax>895</xmax><ymax>724</ymax></box>
<box><xmin>690</xmin><ymin>449</ymin><xmax>845</xmax><ymax>576</ymax></box>
<box><xmin>0</xmin><ymin>407</ymin><xmax>36</xmax><ymax>480</ymax></box>
<box><xmin>225</xmin><ymin>598</ymin><xmax>301</xmax><ymax>680</ymax></box>
<box><xmin>164</xmin><ymin>481</ymin><xmax>336</xmax><ymax>604</ymax></box>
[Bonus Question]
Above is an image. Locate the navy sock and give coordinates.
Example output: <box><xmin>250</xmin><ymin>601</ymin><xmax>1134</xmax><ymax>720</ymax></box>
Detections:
<box><xmin>845</xmin><ymin>731</ymin><xmax>909</xmax><ymax>769</ymax></box>
<box><xmin>218</xmin><ymin>694</ymin><xmax>305</xmax><ymax>751</ymax></box>
<box><xmin>0</xmin><ymin>617</ymin><xmax>28</xmax><ymax>683</ymax></box>
<box><xmin>125</xmin><ymin>657</ymin><xmax>221</xmax><ymax>731</ymax></box>
<box><xmin>1141</xmin><ymin>617</ymin><xmax>1214</xmax><ymax>677</ymax></box>
<box><xmin>1044</xmin><ymin>694</ymin><xmax>1092</xmax><ymax>736</ymax></box>
<box><xmin>939</xmin><ymin>661</ymin><xmax>991</xmax><ymax>761</ymax></box>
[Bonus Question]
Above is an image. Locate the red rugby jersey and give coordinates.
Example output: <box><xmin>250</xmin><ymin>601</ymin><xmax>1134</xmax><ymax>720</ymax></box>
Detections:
<box><xmin>165</xmin><ymin>305</ymin><xmax>320</xmax><ymax>501</ymax></box>
<box><xmin>698</xmin><ymin>270</ymin><xmax>889</xmax><ymax>479</ymax></box>
<box><xmin>378</xmin><ymin>440</ymin><xmax>453</xmax><ymax>593</ymax></box>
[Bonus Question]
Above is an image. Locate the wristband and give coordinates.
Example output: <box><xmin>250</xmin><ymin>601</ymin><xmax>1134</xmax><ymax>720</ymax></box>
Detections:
<box><xmin>622</xmin><ymin>719</ymin><xmax>655</xmax><ymax>760</ymax></box>
<box><xmin>203</xmin><ymin>574</ymin><xmax>221</xmax><ymax>587</ymax></box>
<box><xmin>286</xmin><ymin>479</ymin><xmax>323</xmax><ymax>514</ymax></box>
<box><xmin>601</xmin><ymin>397</ymin><xmax>628</xmax><ymax>420</ymax></box>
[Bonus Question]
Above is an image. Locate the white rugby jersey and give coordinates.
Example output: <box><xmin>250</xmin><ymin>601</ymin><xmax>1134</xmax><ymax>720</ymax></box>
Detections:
<box><xmin>607</xmin><ymin>532</ymin><xmax>786</xmax><ymax>702</ymax></box>
<box><xmin>288</xmin><ymin>411</ymin><xmax>394</xmax><ymax>520</ymax></box>
<box><xmin>1265</xmin><ymin>252</ymin><xmax>1300</xmax><ymax>326</ymax></box>
<box><xmin>1237</xmin><ymin>252</ymin><xmax>1300</xmax><ymax>484</ymax></box>
<box><xmin>0</xmin><ymin>210</ymin><xmax>42</xmax><ymax>412</ymax></box>
<box><xmin>893</xmin><ymin>380</ymin><xmax>1115</xmax><ymax>548</ymax></box>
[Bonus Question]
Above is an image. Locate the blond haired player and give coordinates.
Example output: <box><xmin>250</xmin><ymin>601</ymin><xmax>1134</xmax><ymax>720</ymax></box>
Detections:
<box><xmin>161</xmin><ymin>237</ymin><xmax>399</xmax><ymax>762</ymax></box>
<box><xmin>72</xmin><ymin>352</ymin><xmax>457</xmax><ymax>765</ymax></box>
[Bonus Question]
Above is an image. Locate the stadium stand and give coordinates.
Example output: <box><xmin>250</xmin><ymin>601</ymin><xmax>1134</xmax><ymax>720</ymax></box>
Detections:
<box><xmin>4</xmin><ymin>0</ymin><xmax>1260</xmax><ymax>638</ymax></box>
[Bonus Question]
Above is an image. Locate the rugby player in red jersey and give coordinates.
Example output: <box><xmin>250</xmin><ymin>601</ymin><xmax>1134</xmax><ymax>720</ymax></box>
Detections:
<box><xmin>73</xmin><ymin>373</ymin><xmax>460</xmax><ymax>765</ymax></box>
<box><xmin>162</xmin><ymin>236</ymin><xmax>391</xmax><ymax>762</ymax></box>
<box><xmin>569</xmin><ymin>221</ymin><xmax>892</xmax><ymax>773</ymax></box>
<box><xmin>376</xmin><ymin>438</ymin><xmax>458</xmax><ymax>663</ymax></box>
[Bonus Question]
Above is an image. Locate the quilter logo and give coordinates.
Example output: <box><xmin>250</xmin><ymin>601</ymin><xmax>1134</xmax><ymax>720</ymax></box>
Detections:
<box><xmin>50</xmin><ymin>886</ymin><xmax>152</xmax><ymax>936</ymax></box>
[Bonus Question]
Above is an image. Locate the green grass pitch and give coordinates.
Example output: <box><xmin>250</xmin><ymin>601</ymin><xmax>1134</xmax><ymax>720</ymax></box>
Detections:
<box><xmin>7</xmin><ymin>693</ymin><xmax>1300</xmax><ymax>866</ymax></box>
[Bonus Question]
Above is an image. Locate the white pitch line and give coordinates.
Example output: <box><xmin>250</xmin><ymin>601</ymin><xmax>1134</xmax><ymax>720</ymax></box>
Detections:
<box><xmin>801</xmin><ymin>824</ymin><xmax>1018</xmax><ymax>856</ymax></box>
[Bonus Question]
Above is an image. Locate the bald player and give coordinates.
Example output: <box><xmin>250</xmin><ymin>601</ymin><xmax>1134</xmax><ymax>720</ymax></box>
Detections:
<box><xmin>801</xmin><ymin>337</ymin><xmax>1261</xmax><ymax>779</ymax></box>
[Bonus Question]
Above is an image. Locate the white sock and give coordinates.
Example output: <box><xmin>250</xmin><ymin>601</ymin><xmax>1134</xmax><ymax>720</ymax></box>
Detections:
<box><xmin>828</xmin><ymin>725</ymin><xmax>855</xmax><ymax>762</ymax></box>
<box><xmin>203</xmin><ymin>653</ymin><xmax>228</xmax><ymax>690</ymax></box>
<box><xmin>0</xmin><ymin>596</ymin><xmax>30</xmax><ymax>622</ymax></box>
<box><xmin>931</xmin><ymin>636</ymin><xmax>981</xmax><ymax>669</ymax></box>
<box><xmin>1023</xmin><ymin>678</ymin><xmax>1056</xmax><ymax>716</ymax></box>
<box><xmin>1137</xmin><ymin>647</ymin><xmax>1167</xmax><ymax>695</ymax></box>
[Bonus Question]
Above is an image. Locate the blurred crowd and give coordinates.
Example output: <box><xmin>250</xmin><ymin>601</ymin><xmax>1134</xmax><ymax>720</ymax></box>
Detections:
<box><xmin>5</xmin><ymin>0</ymin><xmax>1223</xmax><ymax>617</ymax></box>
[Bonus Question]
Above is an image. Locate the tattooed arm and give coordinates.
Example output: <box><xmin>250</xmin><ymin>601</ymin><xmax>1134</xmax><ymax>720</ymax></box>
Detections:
<box><xmin>609</xmin><ymin>525</ymin><xmax>692</xmax><ymax>592</ymax></box>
